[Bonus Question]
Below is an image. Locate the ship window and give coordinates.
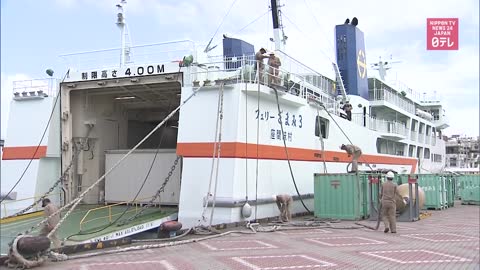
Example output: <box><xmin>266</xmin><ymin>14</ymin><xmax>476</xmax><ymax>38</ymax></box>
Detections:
<box><xmin>424</xmin><ymin>148</ymin><xmax>430</xmax><ymax>159</ymax></box>
<box><xmin>315</xmin><ymin>116</ymin><xmax>329</xmax><ymax>139</ymax></box>
<box><xmin>408</xmin><ymin>145</ymin><xmax>415</xmax><ymax>157</ymax></box>
<box><xmin>417</xmin><ymin>147</ymin><xmax>423</xmax><ymax>158</ymax></box>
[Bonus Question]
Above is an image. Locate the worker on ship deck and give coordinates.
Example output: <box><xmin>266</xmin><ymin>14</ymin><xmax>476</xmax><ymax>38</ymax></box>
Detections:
<box><xmin>342</xmin><ymin>103</ymin><xmax>352</xmax><ymax>121</ymax></box>
<box><xmin>40</xmin><ymin>198</ymin><xmax>61</xmax><ymax>248</ymax></box>
<box><xmin>267</xmin><ymin>52</ymin><xmax>281</xmax><ymax>85</ymax></box>
<box><xmin>254</xmin><ymin>48</ymin><xmax>269</xmax><ymax>83</ymax></box>
<box><xmin>340</xmin><ymin>144</ymin><xmax>362</xmax><ymax>173</ymax></box>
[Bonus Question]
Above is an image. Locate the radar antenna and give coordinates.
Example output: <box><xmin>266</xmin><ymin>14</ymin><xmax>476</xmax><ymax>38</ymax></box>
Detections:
<box><xmin>370</xmin><ymin>54</ymin><xmax>401</xmax><ymax>81</ymax></box>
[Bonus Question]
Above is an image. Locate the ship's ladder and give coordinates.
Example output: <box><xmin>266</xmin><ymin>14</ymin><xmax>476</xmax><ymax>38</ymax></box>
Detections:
<box><xmin>332</xmin><ymin>62</ymin><xmax>347</xmax><ymax>102</ymax></box>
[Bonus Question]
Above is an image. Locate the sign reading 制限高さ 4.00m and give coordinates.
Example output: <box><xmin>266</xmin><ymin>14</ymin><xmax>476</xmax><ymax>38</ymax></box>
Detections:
<box><xmin>427</xmin><ymin>18</ymin><xmax>459</xmax><ymax>50</ymax></box>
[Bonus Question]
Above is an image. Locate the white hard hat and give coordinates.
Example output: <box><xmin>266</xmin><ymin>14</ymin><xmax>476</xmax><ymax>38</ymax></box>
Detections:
<box><xmin>386</xmin><ymin>171</ymin><xmax>395</xmax><ymax>179</ymax></box>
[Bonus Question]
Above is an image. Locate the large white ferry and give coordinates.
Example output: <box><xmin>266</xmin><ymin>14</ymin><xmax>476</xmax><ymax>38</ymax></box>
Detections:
<box><xmin>1</xmin><ymin>0</ymin><xmax>448</xmax><ymax>231</ymax></box>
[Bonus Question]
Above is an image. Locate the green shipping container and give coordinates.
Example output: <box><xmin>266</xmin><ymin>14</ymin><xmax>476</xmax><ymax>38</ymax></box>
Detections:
<box><xmin>440</xmin><ymin>175</ymin><xmax>448</xmax><ymax>208</ymax></box>
<box><xmin>313</xmin><ymin>174</ymin><xmax>368</xmax><ymax>220</ymax></box>
<box><xmin>461</xmin><ymin>175</ymin><xmax>480</xmax><ymax>205</ymax></box>
<box><xmin>396</xmin><ymin>174</ymin><xmax>408</xmax><ymax>185</ymax></box>
<box><xmin>457</xmin><ymin>175</ymin><xmax>467</xmax><ymax>200</ymax></box>
<box><xmin>417</xmin><ymin>174</ymin><xmax>445</xmax><ymax>210</ymax></box>
<box><xmin>445</xmin><ymin>175</ymin><xmax>456</xmax><ymax>207</ymax></box>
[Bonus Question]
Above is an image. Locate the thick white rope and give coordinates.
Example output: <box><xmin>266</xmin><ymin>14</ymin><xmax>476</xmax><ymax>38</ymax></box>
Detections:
<box><xmin>6</xmin><ymin>235</ymin><xmax>46</xmax><ymax>269</ymax></box>
<box><xmin>208</xmin><ymin>83</ymin><xmax>225</xmax><ymax>227</ymax></box>
<box><xmin>199</xmin><ymin>84</ymin><xmax>223</xmax><ymax>224</ymax></box>
<box><xmin>315</xmin><ymin>106</ymin><xmax>328</xmax><ymax>173</ymax></box>
<box><xmin>59</xmin><ymin>221</ymin><xmax>363</xmax><ymax>261</ymax></box>
<box><xmin>67</xmin><ymin>229</ymin><xmax>254</xmax><ymax>260</ymax></box>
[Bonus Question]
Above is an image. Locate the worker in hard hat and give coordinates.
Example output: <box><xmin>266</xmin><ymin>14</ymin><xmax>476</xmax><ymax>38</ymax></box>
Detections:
<box><xmin>380</xmin><ymin>171</ymin><xmax>398</xmax><ymax>233</ymax></box>
<box><xmin>254</xmin><ymin>48</ymin><xmax>269</xmax><ymax>83</ymax></box>
<box><xmin>267</xmin><ymin>52</ymin><xmax>281</xmax><ymax>85</ymax></box>
<box><xmin>340</xmin><ymin>144</ymin><xmax>362</xmax><ymax>172</ymax></box>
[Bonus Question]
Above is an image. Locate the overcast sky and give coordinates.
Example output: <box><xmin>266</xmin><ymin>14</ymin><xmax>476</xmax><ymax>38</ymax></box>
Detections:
<box><xmin>1</xmin><ymin>0</ymin><xmax>479</xmax><ymax>139</ymax></box>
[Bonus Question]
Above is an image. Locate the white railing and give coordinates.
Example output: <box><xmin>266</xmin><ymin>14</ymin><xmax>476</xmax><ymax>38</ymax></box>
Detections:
<box><xmin>12</xmin><ymin>78</ymin><xmax>58</xmax><ymax>97</ymax></box>
<box><xmin>425</xmin><ymin>136</ymin><xmax>431</xmax><ymax>145</ymax></box>
<box><xmin>390</xmin><ymin>80</ymin><xmax>423</xmax><ymax>101</ymax></box>
<box><xmin>190</xmin><ymin>54</ymin><xmax>338</xmax><ymax>110</ymax></box>
<box><xmin>59</xmin><ymin>40</ymin><xmax>196</xmax><ymax>71</ymax></box>
<box><xmin>352</xmin><ymin>114</ymin><xmax>407</xmax><ymax>137</ymax></box>
<box><xmin>369</xmin><ymin>88</ymin><xmax>415</xmax><ymax>114</ymax></box>
<box><xmin>370</xmin><ymin>118</ymin><xmax>408</xmax><ymax>136</ymax></box>
<box><xmin>275</xmin><ymin>50</ymin><xmax>336</xmax><ymax>95</ymax></box>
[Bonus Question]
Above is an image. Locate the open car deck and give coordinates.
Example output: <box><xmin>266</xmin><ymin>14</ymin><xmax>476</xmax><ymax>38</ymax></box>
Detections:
<box><xmin>1</xmin><ymin>204</ymin><xmax>177</xmax><ymax>254</ymax></box>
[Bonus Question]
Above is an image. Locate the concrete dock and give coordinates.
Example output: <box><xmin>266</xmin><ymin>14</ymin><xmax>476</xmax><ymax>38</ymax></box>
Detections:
<box><xmin>28</xmin><ymin>202</ymin><xmax>479</xmax><ymax>270</ymax></box>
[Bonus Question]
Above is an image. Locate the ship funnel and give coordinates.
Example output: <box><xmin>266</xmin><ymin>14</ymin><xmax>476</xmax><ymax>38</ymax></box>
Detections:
<box><xmin>335</xmin><ymin>21</ymin><xmax>368</xmax><ymax>99</ymax></box>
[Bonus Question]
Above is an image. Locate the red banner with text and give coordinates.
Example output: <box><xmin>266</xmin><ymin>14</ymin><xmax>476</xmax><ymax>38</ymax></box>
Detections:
<box><xmin>427</xmin><ymin>18</ymin><xmax>459</xmax><ymax>50</ymax></box>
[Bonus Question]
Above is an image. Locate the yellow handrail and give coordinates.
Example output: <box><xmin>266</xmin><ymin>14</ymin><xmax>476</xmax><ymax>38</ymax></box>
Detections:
<box><xmin>79</xmin><ymin>196</ymin><xmax>156</xmax><ymax>231</ymax></box>
<box><xmin>1</xmin><ymin>193</ymin><xmax>61</xmax><ymax>217</ymax></box>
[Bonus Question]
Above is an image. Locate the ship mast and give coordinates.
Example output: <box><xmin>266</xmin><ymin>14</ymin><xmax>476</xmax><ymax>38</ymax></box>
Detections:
<box><xmin>371</xmin><ymin>55</ymin><xmax>401</xmax><ymax>81</ymax></box>
<box><xmin>270</xmin><ymin>0</ymin><xmax>287</xmax><ymax>51</ymax></box>
<box><xmin>116</xmin><ymin>0</ymin><xmax>131</xmax><ymax>66</ymax></box>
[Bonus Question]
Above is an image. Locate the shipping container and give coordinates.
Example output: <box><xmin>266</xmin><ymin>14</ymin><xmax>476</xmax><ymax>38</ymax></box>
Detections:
<box><xmin>445</xmin><ymin>175</ymin><xmax>456</xmax><ymax>207</ymax></box>
<box><xmin>440</xmin><ymin>175</ymin><xmax>448</xmax><ymax>208</ymax></box>
<box><xmin>313</xmin><ymin>173</ymin><xmax>368</xmax><ymax>220</ymax></box>
<box><xmin>417</xmin><ymin>174</ymin><xmax>445</xmax><ymax>210</ymax></box>
<box><xmin>461</xmin><ymin>175</ymin><xmax>480</xmax><ymax>205</ymax></box>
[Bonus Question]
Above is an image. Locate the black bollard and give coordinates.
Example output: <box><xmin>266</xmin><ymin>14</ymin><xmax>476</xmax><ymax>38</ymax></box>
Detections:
<box><xmin>17</xmin><ymin>236</ymin><xmax>51</xmax><ymax>255</ymax></box>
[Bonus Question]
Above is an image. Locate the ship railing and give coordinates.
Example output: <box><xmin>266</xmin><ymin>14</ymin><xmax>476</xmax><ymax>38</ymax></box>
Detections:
<box><xmin>390</xmin><ymin>80</ymin><xmax>423</xmax><ymax>101</ymax></box>
<box><xmin>0</xmin><ymin>192</ymin><xmax>61</xmax><ymax>219</ymax></box>
<box><xmin>59</xmin><ymin>40</ymin><xmax>196</xmax><ymax>71</ymax></box>
<box><xmin>190</xmin><ymin>54</ymin><xmax>336</xmax><ymax>107</ymax></box>
<box><xmin>391</xmin><ymin>79</ymin><xmax>444</xmax><ymax>103</ymax></box>
<box><xmin>370</xmin><ymin>118</ymin><xmax>408</xmax><ymax>136</ymax></box>
<box><xmin>204</xmin><ymin>52</ymin><xmax>337</xmax><ymax>96</ymax></box>
<box><xmin>79</xmin><ymin>196</ymin><xmax>157</xmax><ymax>231</ymax></box>
<box><xmin>12</xmin><ymin>78</ymin><xmax>58</xmax><ymax>98</ymax></box>
<box><xmin>352</xmin><ymin>113</ymin><xmax>407</xmax><ymax>136</ymax></box>
<box><xmin>275</xmin><ymin>50</ymin><xmax>336</xmax><ymax>94</ymax></box>
<box><xmin>189</xmin><ymin>55</ymin><xmax>253</xmax><ymax>85</ymax></box>
<box><xmin>369</xmin><ymin>88</ymin><xmax>416</xmax><ymax>114</ymax></box>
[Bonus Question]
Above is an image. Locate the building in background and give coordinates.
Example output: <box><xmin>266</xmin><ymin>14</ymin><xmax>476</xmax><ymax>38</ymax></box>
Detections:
<box><xmin>445</xmin><ymin>135</ymin><xmax>480</xmax><ymax>174</ymax></box>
